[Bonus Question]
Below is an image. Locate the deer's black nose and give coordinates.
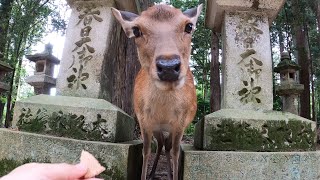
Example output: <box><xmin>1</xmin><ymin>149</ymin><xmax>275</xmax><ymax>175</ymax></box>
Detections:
<box><xmin>156</xmin><ymin>55</ymin><xmax>181</xmax><ymax>82</ymax></box>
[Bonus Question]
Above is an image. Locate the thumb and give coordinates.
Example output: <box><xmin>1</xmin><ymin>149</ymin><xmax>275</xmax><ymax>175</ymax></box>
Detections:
<box><xmin>41</xmin><ymin>163</ymin><xmax>88</xmax><ymax>180</ymax></box>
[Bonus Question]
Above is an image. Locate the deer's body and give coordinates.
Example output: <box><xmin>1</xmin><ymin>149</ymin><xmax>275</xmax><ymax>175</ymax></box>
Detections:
<box><xmin>134</xmin><ymin>67</ymin><xmax>197</xmax><ymax>131</ymax></box>
<box><xmin>112</xmin><ymin>4</ymin><xmax>201</xmax><ymax>180</ymax></box>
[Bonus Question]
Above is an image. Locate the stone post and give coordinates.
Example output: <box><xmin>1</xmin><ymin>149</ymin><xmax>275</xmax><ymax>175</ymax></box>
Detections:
<box><xmin>56</xmin><ymin>0</ymin><xmax>116</xmax><ymax>100</ymax></box>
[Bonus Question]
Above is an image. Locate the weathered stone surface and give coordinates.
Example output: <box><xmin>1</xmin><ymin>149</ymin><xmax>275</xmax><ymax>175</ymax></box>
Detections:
<box><xmin>194</xmin><ymin>109</ymin><xmax>316</xmax><ymax>151</ymax></box>
<box><xmin>0</xmin><ymin>128</ymin><xmax>142</xmax><ymax>180</ymax></box>
<box><xmin>280</xmin><ymin>94</ymin><xmax>300</xmax><ymax>115</ymax></box>
<box><xmin>276</xmin><ymin>83</ymin><xmax>304</xmax><ymax>95</ymax></box>
<box><xmin>182</xmin><ymin>145</ymin><xmax>320</xmax><ymax>180</ymax></box>
<box><xmin>56</xmin><ymin>0</ymin><xmax>116</xmax><ymax>100</ymax></box>
<box><xmin>219</xmin><ymin>11</ymin><xmax>273</xmax><ymax>111</ymax></box>
<box><xmin>26</xmin><ymin>74</ymin><xmax>56</xmax><ymax>87</ymax></box>
<box><xmin>12</xmin><ymin>95</ymin><xmax>135</xmax><ymax>143</ymax></box>
<box><xmin>206</xmin><ymin>0</ymin><xmax>286</xmax><ymax>31</ymax></box>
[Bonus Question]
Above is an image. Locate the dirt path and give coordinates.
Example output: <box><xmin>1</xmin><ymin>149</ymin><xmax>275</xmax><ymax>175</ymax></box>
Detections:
<box><xmin>146</xmin><ymin>135</ymin><xmax>194</xmax><ymax>179</ymax></box>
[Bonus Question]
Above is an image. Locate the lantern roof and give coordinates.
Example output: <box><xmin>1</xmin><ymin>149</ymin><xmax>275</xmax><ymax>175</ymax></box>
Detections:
<box><xmin>274</xmin><ymin>52</ymin><xmax>300</xmax><ymax>73</ymax></box>
<box><xmin>25</xmin><ymin>44</ymin><xmax>60</xmax><ymax>64</ymax></box>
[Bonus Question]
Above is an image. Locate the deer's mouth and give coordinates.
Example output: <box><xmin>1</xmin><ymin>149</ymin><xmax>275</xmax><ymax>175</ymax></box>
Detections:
<box><xmin>154</xmin><ymin>76</ymin><xmax>186</xmax><ymax>90</ymax></box>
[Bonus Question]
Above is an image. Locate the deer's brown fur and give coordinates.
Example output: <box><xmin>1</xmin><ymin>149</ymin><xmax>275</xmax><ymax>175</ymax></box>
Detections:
<box><xmin>112</xmin><ymin>4</ymin><xmax>201</xmax><ymax>180</ymax></box>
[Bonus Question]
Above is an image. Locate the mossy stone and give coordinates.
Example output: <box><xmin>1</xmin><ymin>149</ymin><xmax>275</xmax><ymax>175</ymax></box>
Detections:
<box><xmin>196</xmin><ymin>109</ymin><xmax>316</xmax><ymax>151</ymax></box>
<box><xmin>13</xmin><ymin>95</ymin><xmax>135</xmax><ymax>143</ymax></box>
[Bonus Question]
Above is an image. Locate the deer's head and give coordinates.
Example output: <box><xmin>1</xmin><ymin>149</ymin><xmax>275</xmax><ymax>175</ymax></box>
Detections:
<box><xmin>112</xmin><ymin>4</ymin><xmax>202</xmax><ymax>89</ymax></box>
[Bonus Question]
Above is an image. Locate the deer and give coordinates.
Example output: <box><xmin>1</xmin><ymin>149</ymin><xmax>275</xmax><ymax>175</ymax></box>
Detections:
<box><xmin>111</xmin><ymin>4</ymin><xmax>202</xmax><ymax>180</ymax></box>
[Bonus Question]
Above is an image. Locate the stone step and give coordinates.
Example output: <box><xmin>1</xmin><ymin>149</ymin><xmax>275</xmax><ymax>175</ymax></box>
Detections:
<box><xmin>182</xmin><ymin>145</ymin><xmax>320</xmax><ymax>180</ymax></box>
<box><xmin>12</xmin><ymin>95</ymin><xmax>136</xmax><ymax>143</ymax></box>
<box><xmin>0</xmin><ymin>128</ymin><xmax>142</xmax><ymax>179</ymax></box>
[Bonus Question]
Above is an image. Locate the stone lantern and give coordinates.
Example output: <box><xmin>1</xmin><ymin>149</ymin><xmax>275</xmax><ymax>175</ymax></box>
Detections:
<box><xmin>26</xmin><ymin>44</ymin><xmax>60</xmax><ymax>95</ymax></box>
<box><xmin>0</xmin><ymin>61</ymin><xmax>13</xmax><ymax>93</ymax></box>
<box><xmin>274</xmin><ymin>52</ymin><xmax>304</xmax><ymax>114</ymax></box>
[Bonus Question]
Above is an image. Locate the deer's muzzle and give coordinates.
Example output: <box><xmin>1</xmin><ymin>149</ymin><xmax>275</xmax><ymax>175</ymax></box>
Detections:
<box><xmin>156</xmin><ymin>56</ymin><xmax>181</xmax><ymax>82</ymax></box>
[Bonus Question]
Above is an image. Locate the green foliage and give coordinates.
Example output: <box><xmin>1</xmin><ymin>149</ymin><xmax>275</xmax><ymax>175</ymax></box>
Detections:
<box><xmin>273</xmin><ymin>94</ymin><xmax>282</xmax><ymax>111</ymax></box>
<box><xmin>194</xmin><ymin>90</ymin><xmax>210</xmax><ymax>122</ymax></box>
<box><xmin>184</xmin><ymin>123</ymin><xmax>195</xmax><ymax>136</ymax></box>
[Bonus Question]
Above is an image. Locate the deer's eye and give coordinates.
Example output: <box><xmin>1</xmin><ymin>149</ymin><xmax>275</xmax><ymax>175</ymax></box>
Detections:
<box><xmin>185</xmin><ymin>23</ymin><xmax>193</xmax><ymax>33</ymax></box>
<box><xmin>132</xmin><ymin>26</ymin><xmax>142</xmax><ymax>38</ymax></box>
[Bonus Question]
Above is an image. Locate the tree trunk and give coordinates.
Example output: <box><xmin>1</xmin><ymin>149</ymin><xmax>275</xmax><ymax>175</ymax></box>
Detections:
<box><xmin>0</xmin><ymin>102</ymin><xmax>5</xmax><ymax>127</ymax></box>
<box><xmin>278</xmin><ymin>28</ymin><xmax>285</xmax><ymax>53</ymax></box>
<box><xmin>210</xmin><ymin>32</ymin><xmax>221</xmax><ymax>112</ymax></box>
<box><xmin>105</xmin><ymin>0</ymin><xmax>153</xmax><ymax>117</ymax></box>
<box><xmin>4</xmin><ymin>70</ymin><xmax>14</xmax><ymax>128</ymax></box>
<box><xmin>305</xmin><ymin>24</ymin><xmax>316</xmax><ymax>122</ymax></box>
<box><xmin>0</xmin><ymin>0</ymin><xmax>14</xmax><ymax>58</ymax></box>
<box><xmin>136</xmin><ymin>0</ymin><xmax>154</xmax><ymax>12</ymax></box>
<box><xmin>316</xmin><ymin>2</ymin><xmax>320</xmax><ymax>36</ymax></box>
<box><xmin>0</xmin><ymin>0</ymin><xmax>14</xmax><ymax>123</ymax></box>
<box><xmin>292</xmin><ymin>0</ymin><xmax>311</xmax><ymax>119</ymax></box>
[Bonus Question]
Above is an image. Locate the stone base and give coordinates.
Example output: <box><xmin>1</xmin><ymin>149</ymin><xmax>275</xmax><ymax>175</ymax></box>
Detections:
<box><xmin>0</xmin><ymin>128</ymin><xmax>142</xmax><ymax>179</ymax></box>
<box><xmin>194</xmin><ymin>109</ymin><xmax>316</xmax><ymax>151</ymax></box>
<box><xmin>12</xmin><ymin>95</ymin><xmax>136</xmax><ymax>143</ymax></box>
<box><xmin>182</xmin><ymin>145</ymin><xmax>320</xmax><ymax>180</ymax></box>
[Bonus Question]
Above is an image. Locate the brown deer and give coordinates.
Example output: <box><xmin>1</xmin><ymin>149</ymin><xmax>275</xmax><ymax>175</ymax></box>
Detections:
<box><xmin>112</xmin><ymin>4</ymin><xmax>201</xmax><ymax>180</ymax></box>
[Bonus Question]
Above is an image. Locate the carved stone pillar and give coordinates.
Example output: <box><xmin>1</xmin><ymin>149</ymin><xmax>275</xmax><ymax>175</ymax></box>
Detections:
<box><xmin>56</xmin><ymin>0</ymin><xmax>116</xmax><ymax>100</ymax></box>
<box><xmin>193</xmin><ymin>0</ymin><xmax>316</xmax><ymax>153</ymax></box>
<box><xmin>206</xmin><ymin>0</ymin><xmax>286</xmax><ymax>111</ymax></box>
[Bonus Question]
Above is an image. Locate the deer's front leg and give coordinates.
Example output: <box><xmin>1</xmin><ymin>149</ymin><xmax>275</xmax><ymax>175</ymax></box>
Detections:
<box><xmin>141</xmin><ymin>129</ymin><xmax>152</xmax><ymax>180</ymax></box>
<box><xmin>171</xmin><ymin>130</ymin><xmax>183</xmax><ymax>180</ymax></box>
<box><xmin>149</xmin><ymin>131</ymin><xmax>164</xmax><ymax>179</ymax></box>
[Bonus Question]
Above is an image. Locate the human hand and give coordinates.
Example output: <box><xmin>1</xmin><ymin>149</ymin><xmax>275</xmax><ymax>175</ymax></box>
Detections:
<box><xmin>1</xmin><ymin>162</ymin><xmax>103</xmax><ymax>180</ymax></box>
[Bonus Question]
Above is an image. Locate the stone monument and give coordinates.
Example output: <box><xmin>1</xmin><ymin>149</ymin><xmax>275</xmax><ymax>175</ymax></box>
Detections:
<box><xmin>56</xmin><ymin>0</ymin><xmax>115</xmax><ymax>100</ymax></box>
<box><xmin>0</xmin><ymin>0</ymin><xmax>142</xmax><ymax>179</ymax></box>
<box><xmin>183</xmin><ymin>0</ymin><xmax>319</xmax><ymax>179</ymax></box>
<box><xmin>25</xmin><ymin>44</ymin><xmax>59</xmax><ymax>95</ymax></box>
<box><xmin>275</xmin><ymin>52</ymin><xmax>304</xmax><ymax>115</ymax></box>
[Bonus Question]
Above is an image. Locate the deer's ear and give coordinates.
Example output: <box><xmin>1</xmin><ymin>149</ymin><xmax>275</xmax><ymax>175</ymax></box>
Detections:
<box><xmin>183</xmin><ymin>4</ymin><xmax>203</xmax><ymax>26</ymax></box>
<box><xmin>111</xmin><ymin>8</ymin><xmax>139</xmax><ymax>38</ymax></box>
